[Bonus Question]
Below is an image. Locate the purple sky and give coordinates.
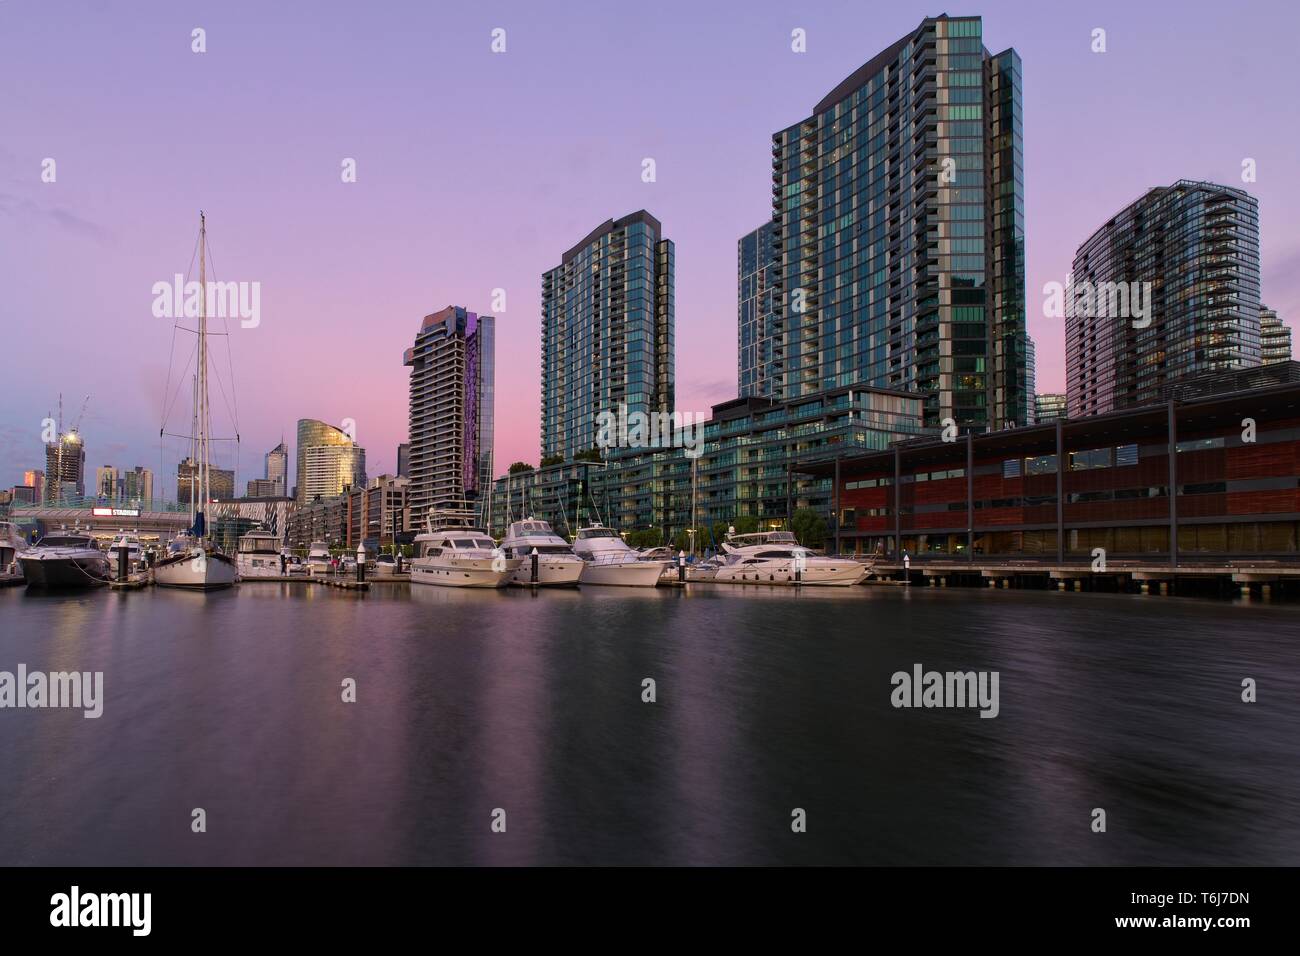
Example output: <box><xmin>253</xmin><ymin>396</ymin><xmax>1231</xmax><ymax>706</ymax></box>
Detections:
<box><xmin>3</xmin><ymin>0</ymin><xmax>1297</xmax><ymax>496</ymax></box>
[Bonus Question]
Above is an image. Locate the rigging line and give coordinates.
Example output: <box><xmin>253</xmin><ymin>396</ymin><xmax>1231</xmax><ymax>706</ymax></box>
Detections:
<box><xmin>160</xmin><ymin>343</ymin><xmax>198</xmax><ymax>436</ymax></box>
<box><xmin>204</xmin><ymin>233</ymin><xmax>242</xmax><ymax>433</ymax></box>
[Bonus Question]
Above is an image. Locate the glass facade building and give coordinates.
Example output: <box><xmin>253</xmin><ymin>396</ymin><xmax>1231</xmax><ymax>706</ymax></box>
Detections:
<box><xmin>492</xmin><ymin>385</ymin><xmax>926</xmax><ymax>543</ymax></box>
<box><xmin>404</xmin><ymin>306</ymin><xmax>494</xmax><ymax>528</ymax></box>
<box><xmin>1260</xmin><ymin>305</ymin><xmax>1292</xmax><ymax>365</ymax></box>
<box><xmin>738</xmin><ymin>221</ymin><xmax>779</xmax><ymax>399</ymax></box>
<box><xmin>541</xmin><ymin>210</ymin><xmax>674</xmax><ymax>461</ymax></box>
<box><xmin>1066</xmin><ymin>180</ymin><xmax>1261</xmax><ymax>417</ymax></box>
<box><xmin>745</xmin><ymin>15</ymin><xmax>1026</xmax><ymax>431</ymax></box>
<box><xmin>295</xmin><ymin>419</ymin><xmax>365</xmax><ymax>504</ymax></box>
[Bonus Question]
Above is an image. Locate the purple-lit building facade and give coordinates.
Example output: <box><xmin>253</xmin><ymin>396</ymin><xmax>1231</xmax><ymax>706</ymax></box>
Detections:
<box><xmin>404</xmin><ymin>306</ymin><xmax>495</xmax><ymax>528</ymax></box>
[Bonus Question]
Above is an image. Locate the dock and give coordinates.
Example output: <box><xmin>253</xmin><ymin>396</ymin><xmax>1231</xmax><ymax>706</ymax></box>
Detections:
<box><xmin>868</xmin><ymin>560</ymin><xmax>1300</xmax><ymax>598</ymax></box>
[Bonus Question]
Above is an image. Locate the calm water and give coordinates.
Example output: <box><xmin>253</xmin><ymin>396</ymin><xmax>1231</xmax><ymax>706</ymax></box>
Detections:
<box><xmin>1</xmin><ymin>582</ymin><xmax>1297</xmax><ymax>866</ymax></box>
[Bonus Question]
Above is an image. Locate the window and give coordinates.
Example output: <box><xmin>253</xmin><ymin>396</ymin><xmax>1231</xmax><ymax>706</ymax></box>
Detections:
<box><xmin>1024</xmin><ymin>454</ymin><xmax>1057</xmax><ymax>476</ymax></box>
<box><xmin>1069</xmin><ymin>447</ymin><xmax>1113</xmax><ymax>470</ymax></box>
<box><xmin>1002</xmin><ymin>459</ymin><xmax>1020</xmax><ymax>478</ymax></box>
<box><xmin>1115</xmin><ymin>444</ymin><xmax>1139</xmax><ymax>467</ymax></box>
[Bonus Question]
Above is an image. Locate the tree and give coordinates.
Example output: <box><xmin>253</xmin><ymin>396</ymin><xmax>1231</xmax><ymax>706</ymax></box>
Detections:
<box><xmin>791</xmin><ymin>508</ymin><xmax>828</xmax><ymax>549</ymax></box>
<box><xmin>539</xmin><ymin>454</ymin><xmax>564</xmax><ymax>468</ymax></box>
<box><xmin>507</xmin><ymin>461</ymin><xmax>534</xmax><ymax>475</ymax></box>
<box><xmin>574</xmin><ymin>446</ymin><xmax>604</xmax><ymax>463</ymax></box>
<box><xmin>625</xmin><ymin>527</ymin><xmax>663</xmax><ymax>549</ymax></box>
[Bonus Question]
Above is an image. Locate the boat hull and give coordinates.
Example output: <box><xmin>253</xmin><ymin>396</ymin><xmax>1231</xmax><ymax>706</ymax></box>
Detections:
<box><xmin>19</xmin><ymin>553</ymin><xmax>111</xmax><ymax>588</ymax></box>
<box><xmin>237</xmin><ymin>555</ymin><xmax>284</xmax><ymax>578</ymax></box>
<box><xmin>579</xmin><ymin>560</ymin><xmax>666</xmax><ymax>587</ymax></box>
<box><xmin>410</xmin><ymin>556</ymin><xmax>520</xmax><ymax>588</ymax></box>
<box><xmin>712</xmin><ymin>560</ymin><xmax>866</xmax><ymax>586</ymax></box>
<box><xmin>509</xmin><ymin>556</ymin><xmax>584</xmax><ymax>587</ymax></box>
<box><xmin>154</xmin><ymin>550</ymin><xmax>238</xmax><ymax>590</ymax></box>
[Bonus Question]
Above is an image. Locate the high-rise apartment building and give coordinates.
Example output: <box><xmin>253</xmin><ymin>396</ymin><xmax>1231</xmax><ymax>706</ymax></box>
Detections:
<box><xmin>745</xmin><ymin>15</ymin><xmax>1026</xmax><ymax>431</ymax></box>
<box><xmin>178</xmin><ymin>458</ymin><xmax>235</xmax><ymax>504</ymax></box>
<box><xmin>1024</xmin><ymin>334</ymin><xmax>1037</xmax><ymax>426</ymax></box>
<box><xmin>296</xmin><ymin>419</ymin><xmax>366</xmax><ymax>504</ymax></box>
<box><xmin>404</xmin><ymin>306</ymin><xmax>495</xmax><ymax>526</ymax></box>
<box><xmin>265</xmin><ymin>441</ymin><xmax>289</xmax><ymax>496</ymax></box>
<box><xmin>541</xmin><ymin>211</ymin><xmax>674</xmax><ymax>461</ymax></box>
<box><xmin>1260</xmin><ymin>305</ymin><xmax>1292</xmax><ymax>365</ymax></box>
<box><xmin>1066</xmin><ymin>180</ymin><xmax>1261</xmax><ymax>417</ymax></box>
<box><xmin>396</xmin><ymin>442</ymin><xmax>410</xmax><ymax>479</ymax></box>
<box><xmin>738</xmin><ymin>221</ymin><xmax>779</xmax><ymax>399</ymax></box>
<box><xmin>1034</xmin><ymin>393</ymin><xmax>1066</xmax><ymax>422</ymax></box>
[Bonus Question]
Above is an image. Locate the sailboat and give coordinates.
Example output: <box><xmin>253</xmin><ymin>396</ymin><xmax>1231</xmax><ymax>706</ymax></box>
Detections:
<box><xmin>154</xmin><ymin>212</ymin><xmax>239</xmax><ymax>590</ymax></box>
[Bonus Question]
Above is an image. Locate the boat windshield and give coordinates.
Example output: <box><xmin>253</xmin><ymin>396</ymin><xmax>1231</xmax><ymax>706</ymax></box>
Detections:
<box><xmin>452</xmin><ymin>538</ymin><xmax>496</xmax><ymax>550</ymax></box>
<box><xmin>579</xmin><ymin>529</ymin><xmax>619</xmax><ymax>539</ymax></box>
<box><xmin>39</xmin><ymin>536</ymin><xmax>91</xmax><ymax>548</ymax></box>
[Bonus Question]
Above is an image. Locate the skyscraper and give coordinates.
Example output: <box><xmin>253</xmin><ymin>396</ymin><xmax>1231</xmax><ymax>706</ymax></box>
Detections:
<box><xmin>1024</xmin><ymin>334</ymin><xmax>1037</xmax><ymax>426</ymax></box>
<box><xmin>1066</xmin><ymin>180</ymin><xmax>1261</xmax><ymax>417</ymax></box>
<box><xmin>178</xmin><ymin>458</ymin><xmax>234</xmax><ymax>504</ymax></box>
<box><xmin>95</xmin><ymin>465</ymin><xmax>118</xmax><ymax>500</ymax></box>
<box><xmin>396</xmin><ymin>442</ymin><xmax>410</xmax><ymax>478</ymax></box>
<box><xmin>738</xmin><ymin>221</ymin><xmax>779</xmax><ymax>399</ymax></box>
<box><xmin>296</xmin><ymin>420</ymin><xmax>365</xmax><ymax>503</ymax></box>
<box><xmin>1260</xmin><ymin>305</ymin><xmax>1292</xmax><ymax>364</ymax></box>
<box><xmin>44</xmin><ymin>431</ymin><xmax>85</xmax><ymax>501</ymax></box>
<box><xmin>1034</xmin><ymin>393</ymin><xmax>1066</xmax><ymax>423</ymax></box>
<box><xmin>404</xmin><ymin>306</ymin><xmax>494</xmax><ymax>526</ymax></box>
<box><xmin>541</xmin><ymin>211</ymin><xmax>674</xmax><ymax>461</ymax></box>
<box><xmin>746</xmin><ymin>15</ymin><xmax>1026</xmax><ymax>431</ymax></box>
<box><xmin>265</xmin><ymin>441</ymin><xmax>289</xmax><ymax>496</ymax></box>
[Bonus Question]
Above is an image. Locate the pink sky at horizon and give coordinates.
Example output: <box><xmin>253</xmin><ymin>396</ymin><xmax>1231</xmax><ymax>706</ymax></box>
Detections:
<box><xmin>3</xmin><ymin>0</ymin><xmax>1297</xmax><ymax>496</ymax></box>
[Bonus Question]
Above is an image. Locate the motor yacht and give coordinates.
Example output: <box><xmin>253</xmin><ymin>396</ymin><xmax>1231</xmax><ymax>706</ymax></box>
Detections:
<box><xmin>372</xmin><ymin>553</ymin><xmax>400</xmax><ymax>577</ymax></box>
<box><xmin>500</xmin><ymin>518</ymin><xmax>584</xmax><ymax>587</ymax></box>
<box><xmin>18</xmin><ymin>528</ymin><xmax>112</xmax><ymax>587</ymax></box>
<box><xmin>236</xmin><ymin>528</ymin><xmax>284</xmax><ymax>578</ymax></box>
<box><xmin>410</xmin><ymin>510</ymin><xmax>520</xmax><ymax>588</ymax></box>
<box><xmin>107</xmin><ymin>531</ymin><xmax>145</xmax><ymax>573</ymax></box>
<box><xmin>711</xmin><ymin>530</ymin><xmax>867</xmax><ymax>586</ymax></box>
<box><xmin>571</xmin><ymin>524</ymin><xmax>667</xmax><ymax>587</ymax></box>
<box><xmin>306</xmin><ymin>540</ymin><xmax>332</xmax><ymax>576</ymax></box>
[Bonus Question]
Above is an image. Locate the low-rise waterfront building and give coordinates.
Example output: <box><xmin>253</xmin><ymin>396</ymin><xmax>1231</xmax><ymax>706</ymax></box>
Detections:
<box><xmin>807</xmin><ymin>380</ymin><xmax>1300</xmax><ymax>562</ymax></box>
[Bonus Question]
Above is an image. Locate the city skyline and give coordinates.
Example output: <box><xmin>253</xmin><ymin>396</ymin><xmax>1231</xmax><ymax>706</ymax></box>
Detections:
<box><xmin>3</xmin><ymin>0</ymin><xmax>1299</xmax><ymax>492</ymax></box>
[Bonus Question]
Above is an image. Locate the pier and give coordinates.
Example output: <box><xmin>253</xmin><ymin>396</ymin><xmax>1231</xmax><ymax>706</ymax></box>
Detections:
<box><xmin>870</xmin><ymin>559</ymin><xmax>1300</xmax><ymax>598</ymax></box>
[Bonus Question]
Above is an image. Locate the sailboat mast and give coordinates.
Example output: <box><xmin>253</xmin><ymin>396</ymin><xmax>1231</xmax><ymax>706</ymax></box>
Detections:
<box><xmin>189</xmin><ymin>374</ymin><xmax>198</xmax><ymax>522</ymax></box>
<box><xmin>197</xmin><ymin>211</ymin><xmax>208</xmax><ymax>539</ymax></box>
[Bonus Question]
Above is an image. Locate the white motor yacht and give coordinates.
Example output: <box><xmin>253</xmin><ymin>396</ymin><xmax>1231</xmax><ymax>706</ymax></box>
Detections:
<box><xmin>18</xmin><ymin>528</ymin><xmax>112</xmax><ymax>587</ymax></box>
<box><xmin>306</xmin><ymin>540</ymin><xmax>332</xmax><ymax>576</ymax></box>
<box><xmin>107</xmin><ymin>531</ymin><xmax>145</xmax><ymax>572</ymax></box>
<box><xmin>237</xmin><ymin>529</ymin><xmax>284</xmax><ymax>578</ymax></box>
<box><xmin>410</xmin><ymin>510</ymin><xmax>520</xmax><ymax>589</ymax></box>
<box><xmin>571</xmin><ymin>524</ymin><xmax>667</xmax><ymax>587</ymax></box>
<box><xmin>712</xmin><ymin>530</ymin><xmax>867</xmax><ymax>586</ymax></box>
<box><xmin>372</xmin><ymin>553</ymin><xmax>400</xmax><ymax>577</ymax></box>
<box><xmin>500</xmin><ymin>518</ymin><xmax>584</xmax><ymax>587</ymax></box>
